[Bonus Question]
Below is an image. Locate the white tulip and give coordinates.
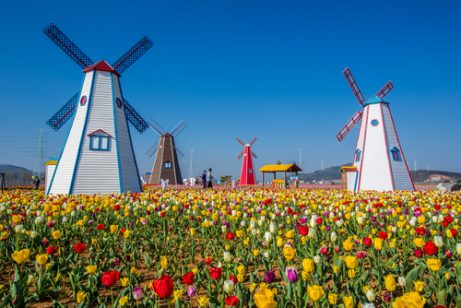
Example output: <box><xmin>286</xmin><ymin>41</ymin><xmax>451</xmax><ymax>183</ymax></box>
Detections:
<box><xmin>366</xmin><ymin>289</ymin><xmax>376</xmax><ymax>301</ymax></box>
<box><xmin>313</xmin><ymin>255</ymin><xmax>321</xmax><ymax>264</ymax></box>
<box><xmin>434</xmin><ymin>236</ymin><xmax>444</xmax><ymax>248</ymax></box>
<box><xmin>398</xmin><ymin>276</ymin><xmax>406</xmax><ymax>287</ymax></box>
<box><xmin>456</xmin><ymin>243</ymin><xmax>461</xmax><ymax>256</ymax></box>
<box><xmin>330</xmin><ymin>232</ymin><xmax>337</xmax><ymax>242</ymax></box>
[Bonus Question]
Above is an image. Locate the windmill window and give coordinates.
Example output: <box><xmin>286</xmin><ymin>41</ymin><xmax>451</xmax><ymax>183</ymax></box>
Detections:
<box><xmin>355</xmin><ymin>149</ymin><xmax>361</xmax><ymax>162</ymax></box>
<box><xmin>390</xmin><ymin>147</ymin><xmax>402</xmax><ymax>161</ymax></box>
<box><xmin>371</xmin><ymin>119</ymin><xmax>379</xmax><ymax>126</ymax></box>
<box><xmin>164</xmin><ymin>161</ymin><xmax>172</xmax><ymax>169</ymax></box>
<box><xmin>88</xmin><ymin>130</ymin><xmax>112</xmax><ymax>151</ymax></box>
<box><xmin>80</xmin><ymin>95</ymin><xmax>87</xmax><ymax>106</ymax></box>
<box><xmin>116</xmin><ymin>98</ymin><xmax>122</xmax><ymax>108</ymax></box>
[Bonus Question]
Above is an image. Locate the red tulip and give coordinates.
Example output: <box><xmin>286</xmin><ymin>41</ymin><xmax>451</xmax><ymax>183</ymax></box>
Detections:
<box><xmin>298</xmin><ymin>225</ymin><xmax>309</xmax><ymax>236</ymax></box>
<box><xmin>114</xmin><ymin>204</ymin><xmax>121</xmax><ymax>211</ymax></box>
<box><xmin>210</xmin><ymin>267</ymin><xmax>222</xmax><ymax>280</ymax></box>
<box><xmin>151</xmin><ymin>274</ymin><xmax>174</xmax><ymax>298</ymax></box>
<box><xmin>315</xmin><ymin>217</ymin><xmax>323</xmax><ymax>225</ymax></box>
<box><xmin>225</xmin><ymin>295</ymin><xmax>239</xmax><ymax>306</ymax></box>
<box><xmin>229</xmin><ymin>274</ymin><xmax>238</xmax><ymax>285</ymax></box>
<box><xmin>96</xmin><ymin>224</ymin><xmax>105</xmax><ymax>230</ymax></box>
<box><xmin>363</xmin><ymin>237</ymin><xmax>372</xmax><ymax>247</ymax></box>
<box><xmin>423</xmin><ymin>241</ymin><xmax>438</xmax><ymax>256</ymax></box>
<box><xmin>46</xmin><ymin>246</ymin><xmax>58</xmax><ymax>255</ymax></box>
<box><xmin>204</xmin><ymin>257</ymin><xmax>212</xmax><ymax>265</ymax></box>
<box><xmin>73</xmin><ymin>243</ymin><xmax>87</xmax><ymax>254</ymax></box>
<box><xmin>101</xmin><ymin>270</ymin><xmax>120</xmax><ymax>287</ymax></box>
<box><xmin>414</xmin><ymin>249</ymin><xmax>423</xmax><ymax>258</ymax></box>
<box><xmin>182</xmin><ymin>272</ymin><xmax>195</xmax><ymax>285</ymax></box>
<box><xmin>415</xmin><ymin>227</ymin><xmax>425</xmax><ymax>236</ymax></box>
<box><xmin>378</xmin><ymin>231</ymin><xmax>387</xmax><ymax>240</ymax></box>
<box><xmin>451</xmin><ymin>229</ymin><xmax>458</xmax><ymax>237</ymax></box>
<box><xmin>319</xmin><ymin>246</ymin><xmax>328</xmax><ymax>255</ymax></box>
<box><xmin>226</xmin><ymin>232</ymin><xmax>235</xmax><ymax>241</ymax></box>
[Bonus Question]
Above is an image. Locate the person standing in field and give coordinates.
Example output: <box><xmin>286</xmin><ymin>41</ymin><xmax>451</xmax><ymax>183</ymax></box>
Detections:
<box><xmin>201</xmin><ymin>170</ymin><xmax>207</xmax><ymax>189</ymax></box>
<box><xmin>206</xmin><ymin>168</ymin><xmax>213</xmax><ymax>189</ymax></box>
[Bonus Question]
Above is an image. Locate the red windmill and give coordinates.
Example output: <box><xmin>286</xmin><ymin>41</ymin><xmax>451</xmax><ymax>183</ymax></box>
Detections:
<box><xmin>236</xmin><ymin>137</ymin><xmax>258</xmax><ymax>186</ymax></box>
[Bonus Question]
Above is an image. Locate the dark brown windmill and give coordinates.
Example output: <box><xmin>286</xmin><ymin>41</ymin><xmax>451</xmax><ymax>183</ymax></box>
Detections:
<box><xmin>146</xmin><ymin>120</ymin><xmax>186</xmax><ymax>185</ymax></box>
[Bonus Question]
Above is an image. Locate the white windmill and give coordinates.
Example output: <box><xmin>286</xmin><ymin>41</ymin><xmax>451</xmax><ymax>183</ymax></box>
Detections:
<box><xmin>43</xmin><ymin>23</ymin><xmax>152</xmax><ymax>195</ymax></box>
<box><xmin>337</xmin><ymin>67</ymin><xmax>415</xmax><ymax>192</ymax></box>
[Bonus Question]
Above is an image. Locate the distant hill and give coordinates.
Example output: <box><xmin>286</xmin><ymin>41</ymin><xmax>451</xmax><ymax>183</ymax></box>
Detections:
<box><xmin>0</xmin><ymin>165</ymin><xmax>36</xmax><ymax>186</ymax></box>
<box><xmin>298</xmin><ymin>164</ymin><xmax>461</xmax><ymax>183</ymax></box>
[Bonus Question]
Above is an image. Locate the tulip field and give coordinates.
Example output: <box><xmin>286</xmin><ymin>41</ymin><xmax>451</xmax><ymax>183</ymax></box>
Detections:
<box><xmin>1</xmin><ymin>188</ymin><xmax>461</xmax><ymax>307</ymax></box>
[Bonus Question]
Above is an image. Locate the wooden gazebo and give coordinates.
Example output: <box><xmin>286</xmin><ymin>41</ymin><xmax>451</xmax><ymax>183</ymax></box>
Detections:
<box><xmin>259</xmin><ymin>163</ymin><xmax>302</xmax><ymax>188</ymax></box>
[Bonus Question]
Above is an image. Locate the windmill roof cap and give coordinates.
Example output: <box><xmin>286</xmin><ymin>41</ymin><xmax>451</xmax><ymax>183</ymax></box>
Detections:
<box><xmin>83</xmin><ymin>60</ymin><xmax>119</xmax><ymax>76</ymax></box>
<box><xmin>363</xmin><ymin>95</ymin><xmax>389</xmax><ymax>106</ymax></box>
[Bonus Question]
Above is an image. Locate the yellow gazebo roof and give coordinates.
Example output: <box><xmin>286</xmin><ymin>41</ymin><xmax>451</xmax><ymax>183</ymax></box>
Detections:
<box><xmin>340</xmin><ymin>166</ymin><xmax>357</xmax><ymax>172</ymax></box>
<box><xmin>43</xmin><ymin>160</ymin><xmax>58</xmax><ymax>166</ymax></box>
<box><xmin>259</xmin><ymin>163</ymin><xmax>302</xmax><ymax>173</ymax></box>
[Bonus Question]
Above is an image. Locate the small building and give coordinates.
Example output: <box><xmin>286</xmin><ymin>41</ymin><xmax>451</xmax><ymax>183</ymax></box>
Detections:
<box><xmin>340</xmin><ymin>166</ymin><xmax>358</xmax><ymax>191</ymax></box>
<box><xmin>43</xmin><ymin>160</ymin><xmax>58</xmax><ymax>193</ymax></box>
<box><xmin>259</xmin><ymin>163</ymin><xmax>302</xmax><ymax>188</ymax></box>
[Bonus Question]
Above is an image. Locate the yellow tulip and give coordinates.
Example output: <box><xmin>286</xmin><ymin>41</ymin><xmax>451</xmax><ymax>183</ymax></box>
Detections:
<box><xmin>385</xmin><ymin>274</ymin><xmax>396</xmax><ymax>291</ymax></box>
<box><xmin>328</xmin><ymin>293</ymin><xmax>338</xmax><ymax>305</ymax></box>
<box><xmin>343</xmin><ymin>238</ymin><xmax>353</xmax><ymax>251</ymax></box>
<box><xmin>254</xmin><ymin>285</ymin><xmax>277</xmax><ymax>308</ymax></box>
<box><xmin>35</xmin><ymin>253</ymin><xmax>48</xmax><ymax>266</ymax></box>
<box><xmin>283</xmin><ymin>246</ymin><xmax>296</xmax><ymax>261</ymax></box>
<box><xmin>343</xmin><ymin>295</ymin><xmax>354</xmax><ymax>308</ymax></box>
<box><xmin>51</xmin><ymin>230</ymin><xmax>61</xmax><ymax>240</ymax></box>
<box><xmin>392</xmin><ymin>292</ymin><xmax>426</xmax><ymax>308</ymax></box>
<box><xmin>426</xmin><ymin>258</ymin><xmax>441</xmax><ymax>271</ymax></box>
<box><xmin>307</xmin><ymin>284</ymin><xmax>325</xmax><ymax>301</ymax></box>
<box><xmin>11</xmin><ymin>249</ymin><xmax>30</xmax><ymax>265</ymax></box>
<box><xmin>198</xmin><ymin>296</ymin><xmax>209</xmax><ymax>307</ymax></box>
<box><xmin>343</xmin><ymin>256</ymin><xmax>358</xmax><ymax>269</ymax></box>
<box><xmin>413</xmin><ymin>281</ymin><xmax>425</xmax><ymax>292</ymax></box>
<box><xmin>86</xmin><ymin>265</ymin><xmax>97</xmax><ymax>274</ymax></box>
<box><xmin>119</xmin><ymin>296</ymin><xmax>128</xmax><ymax>306</ymax></box>
<box><xmin>160</xmin><ymin>256</ymin><xmax>168</xmax><ymax>269</ymax></box>
<box><xmin>302</xmin><ymin>258</ymin><xmax>315</xmax><ymax>273</ymax></box>
<box><xmin>76</xmin><ymin>290</ymin><xmax>86</xmax><ymax>304</ymax></box>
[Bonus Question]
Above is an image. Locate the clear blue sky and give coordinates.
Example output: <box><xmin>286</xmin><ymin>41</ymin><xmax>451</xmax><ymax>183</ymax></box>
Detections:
<box><xmin>1</xmin><ymin>0</ymin><xmax>460</xmax><ymax>178</ymax></box>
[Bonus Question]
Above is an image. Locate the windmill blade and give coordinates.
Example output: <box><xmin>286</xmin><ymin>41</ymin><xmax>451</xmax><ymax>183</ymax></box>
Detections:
<box><xmin>46</xmin><ymin>92</ymin><xmax>80</xmax><ymax>131</ymax></box>
<box><xmin>147</xmin><ymin>118</ymin><xmax>166</xmax><ymax>135</ymax></box>
<box><xmin>343</xmin><ymin>67</ymin><xmax>365</xmax><ymax>106</ymax></box>
<box><xmin>176</xmin><ymin>147</ymin><xmax>185</xmax><ymax>160</ymax></box>
<box><xmin>236</xmin><ymin>137</ymin><xmax>245</xmax><ymax>146</ymax></box>
<box><xmin>43</xmin><ymin>23</ymin><xmax>93</xmax><ymax>69</ymax></box>
<box><xmin>249</xmin><ymin>137</ymin><xmax>257</xmax><ymax>146</ymax></box>
<box><xmin>252</xmin><ymin>151</ymin><xmax>258</xmax><ymax>159</ymax></box>
<box><xmin>146</xmin><ymin>142</ymin><xmax>158</xmax><ymax>158</ymax></box>
<box><xmin>237</xmin><ymin>150</ymin><xmax>244</xmax><ymax>160</ymax></box>
<box><xmin>112</xmin><ymin>36</ymin><xmax>153</xmax><ymax>75</ymax></box>
<box><xmin>171</xmin><ymin>121</ymin><xmax>187</xmax><ymax>136</ymax></box>
<box><xmin>376</xmin><ymin>81</ymin><xmax>394</xmax><ymax>99</ymax></box>
<box><xmin>123</xmin><ymin>98</ymin><xmax>148</xmax><ymax>133</ymax></box>
<box><xmin>336</xmin><ymin>110</ymin><xmax>363</xmax><ymax>142</ymax></box>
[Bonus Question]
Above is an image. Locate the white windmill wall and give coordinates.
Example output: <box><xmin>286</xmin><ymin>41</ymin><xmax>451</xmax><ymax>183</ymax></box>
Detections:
<box><xmin>112</xmin><ymin>75</ymin><xmax>142</xmax><ymax>192</ymax></box>
<box><xmin>357</xmin><ymin>104</ymin><xmax>393</xmax><ymax>191</ymax></box>
<box><xmin>381</xmin><ymin>104</ymin><xmax>414</xmax><ymax>190</ymax></box>
<box><xmin>72</xmin><ymin>71</ymin><xmax>120</xmax><ymax>194</ymax></box>
<box><xmin>48</xmin><ymin>72</ymin><xmax>94</xmax><ymax>194</ymax></box>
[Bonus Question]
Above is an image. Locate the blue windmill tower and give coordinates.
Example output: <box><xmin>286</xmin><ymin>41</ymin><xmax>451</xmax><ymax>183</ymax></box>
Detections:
<box><xmin>43</xmin><ymin>23</ymin><xmax>152</xmax><ymax>195</ymax></box>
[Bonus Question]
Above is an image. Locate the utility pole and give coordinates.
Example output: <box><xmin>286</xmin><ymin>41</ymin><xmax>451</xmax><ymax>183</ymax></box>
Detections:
<box><xmin>188</xmin><ymin>149</ymin><xmax>195</xmax><ymax>178</ymax></box>
<box><xmin>33</xmin><ymin>129</ymin><xmax>45</xmax><ymax>179</ymax></box>
<box><xmin>298</xmin><ymin>148</ymin><xmax>303</xmax><ymax>168</ymax></box>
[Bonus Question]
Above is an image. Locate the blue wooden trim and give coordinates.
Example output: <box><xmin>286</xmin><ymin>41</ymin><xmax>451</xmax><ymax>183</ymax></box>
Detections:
<box><xmin>111</xmin><ymin>73</ymin><xmax>124</xmax><ymax>192</ymax></box>
<box><xmin>46</xmin><ymin>75</ymin><xmax>85</xmax><ymax>195</ymax></box>
<box><xmin>353</xmin><ymin>170</ymin><xmax>359</xmax><ymax>192</ymax></box>
<box><xmin>116</xmin><ymin>77</ymin><xmax>142</xmax><ymax>192</ymax></box>
<box><xmin>68</xmin><ymin>71</ymin><xmax>97</xmax><ymax>194</ymax></box>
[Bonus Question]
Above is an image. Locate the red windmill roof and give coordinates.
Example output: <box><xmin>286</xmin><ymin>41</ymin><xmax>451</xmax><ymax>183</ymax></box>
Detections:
<box><xmin>83</xmin><ymin>60</ymin><xmax>119</xmax><ymax>76</ymax></box>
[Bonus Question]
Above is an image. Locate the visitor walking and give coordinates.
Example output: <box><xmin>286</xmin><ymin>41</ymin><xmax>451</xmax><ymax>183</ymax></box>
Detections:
<box><xmin>206</xmin><ymin>168</ymin><xmax>213</xmax><ymax>189</ymax></box>
<box><xmin>201</xmin><ymin>170</ymin><xmax>207</xmax><ymax>189</ymax></box>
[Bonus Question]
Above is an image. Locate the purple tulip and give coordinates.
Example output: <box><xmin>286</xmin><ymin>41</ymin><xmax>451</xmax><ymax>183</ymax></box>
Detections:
<box><xmin>132</xmin><ymin>287</ymin><xmax>143</xmax><ymax>300</ymax></box>
<box><xmin>285</xmin><ymin>266</ymin><xmax>298</xmax><ymax>283</ymax></box>
<box><xmin>187</xmin><ymin>285</ymin><xmax>197</xmax><ymax>297</ymax></box>
<box><xmin>265</xmin><ymin>270</ymin><xmax>276</xmax><ymax>283</ymax></box>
